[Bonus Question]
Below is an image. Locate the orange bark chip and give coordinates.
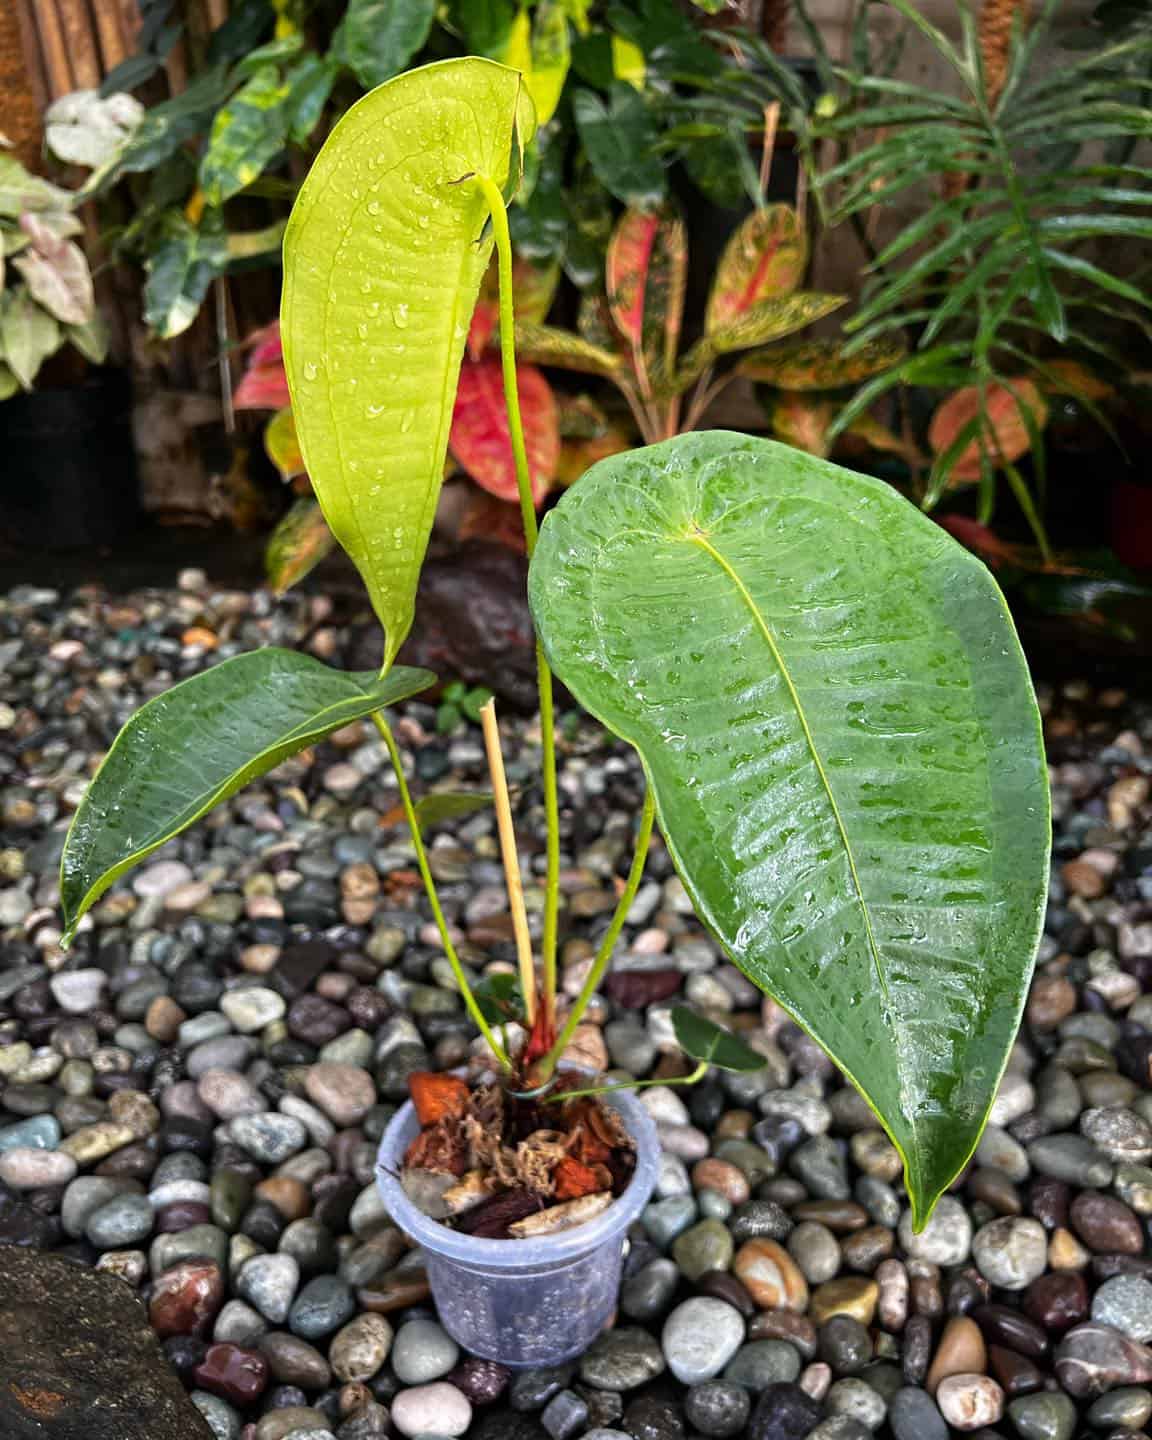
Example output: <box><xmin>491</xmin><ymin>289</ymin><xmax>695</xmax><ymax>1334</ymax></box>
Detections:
<box><xmin>409</xmin><ymin>1071</ymin><xmax>470</xmax><ymax>1127</ymax></box>
<box><xmin>553</xmin><ymin>1156</ymin><xmax>603</xmax><ymax>1200</ymax></box>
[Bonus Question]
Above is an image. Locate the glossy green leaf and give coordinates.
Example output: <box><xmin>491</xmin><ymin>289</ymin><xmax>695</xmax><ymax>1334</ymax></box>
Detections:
<box><xmin>60</xmin><ymin>651</ymin><xmax>435</xmax><ymax>941</ymax></box>
<box><xmin>144</xmin><ymin>217</ymin><xmax>228</xmax><ymax>340</ymax></box>
<box><xmin>453</xmin><ymin>0</ymin><xmax>516</xmax><ymax>57</ymax></box>
<box><xmin>474</xmin><ymin>971</ymin><xmax>525</xmax><ymax>1024</ymax></box>
<box><xmin>200</xmin><ymin>66</ymin><xmax>292</xmax><ymax>206</ymax></box>
<box><xmin>284</xmin><ymin>55</ymin><xmax>337</xmax><ymax>144</ymax></box>
<box><xmin>529</xmin><ymin>431</ymin><xmax>1050</xmax><ymax>1224</ymax></box>
<box><xmin>572</xmin><ymin>83</ymin><xmax>665</xmax><ymax>207</ymax></box>
<box><xmin>282</xmin><ymin>59</ymin><xmax>535</xmax><ymax>668</ymax></box>
<box><xmin>264</xmin><ymin>498</ymin><xmax>336</xmax><ymax>595</ymax></box>
<box><xmin>671</xmin><ymin>1007</ymin><xmax>764</xmax><ymax>1072</ymax></box>
<box><xmin>332</xmin><ymin>0</ymin><xmax>437</xmax><ymax>90</ymax></box>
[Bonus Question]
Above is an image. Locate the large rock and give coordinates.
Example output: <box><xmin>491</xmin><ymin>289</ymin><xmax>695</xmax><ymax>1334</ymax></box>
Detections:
<box><xmin>0</xmin><ymin>1246</ymin><xmax>212</xmax><ymax>1439</ymax></box>
<box><xmin>350</xmin><ymin>542</ymin><xmax>539</xmax><ymax>710</ymax></box>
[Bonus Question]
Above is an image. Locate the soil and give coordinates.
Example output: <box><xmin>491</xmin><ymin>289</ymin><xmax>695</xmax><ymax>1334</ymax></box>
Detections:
<box><xmin>398</xmin><ymin>1069</ymin><xmax>637</xmax><ymax>1239</ymax></box>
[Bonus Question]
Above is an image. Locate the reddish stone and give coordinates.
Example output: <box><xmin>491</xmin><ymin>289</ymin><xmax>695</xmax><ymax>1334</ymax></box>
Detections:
<box><xmin>1022</xmin><ymin>1271</ymin><xmax>1089</xmax><ymax>1333</ymax></box>
<box><xmin>148</xmin><ymin>1260</ymin><xmax>224</xmax><ymax>1338</ymax></box>
<box><xmin>604</xmin><ymin>969</ymin><xmax>682</xmax><ymax>1008</ymax></box>
<box><xmin>156</xmin><ymin>1202</ymin><xmax>212</xmax><ymax>1233</ymax></box>
<box><xmin>193</xmin><ymin>1343</ymin><xmax>269</xmax><ymax>1405</ymax></box>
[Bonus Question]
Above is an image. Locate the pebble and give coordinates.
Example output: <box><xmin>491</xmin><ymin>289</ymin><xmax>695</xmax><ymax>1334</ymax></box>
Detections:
<box><xmin>662</xmin><ymin>1298</ymin><xmax>746</xmax><ymax>1383</ymax></box>
<box><xmin>748</xmin><ymin>1382</ymin><xmax>824</xmax><ymax>1440</ymax></box>
<box><xmin>674</xmin><ymin>1219</ymin><xmax>734</xmax><ymax>1281</ymax></box>
<box><xmin>287</xmin><ymin>1275</ymin><xmax>356</xmax><ymax>1339</ymax></box>
<box><xmin>826</xmin><ymin>1377</ymin><xmax>886</xmax><ymax>1431</ymax></box>
<box><xmin>889</xmin><ymin>1387</ymin><xmax>949</xmax><ymax>1440</ymax></box>
<box><xmin>1092</xmin><ymin>1275</ymin><xmax>1152</xmax><ymax>1342</ymax></box>
<box><xmin>229</xmin><ymin>1114</ymin><xmax>307</xmax><ymax>1164</ymax></box>
<box><xmin>329</xmin><ymin>1312</ymin><xmax>394</xmax><ymax>1382</ymax></box>
<box><xmin>580</xmin><ymin>1326</ymin><xmax>666</xmax><ymax>1390</ymax></box>
<box><xmin>85</xmin><ymin>1192</ymin><xmax>154</xmax><ymax>1247</ymax></box>
<box><xmin>1055</xmin><ymin>1324</ymin><xmax>1152</xmax><ymax>1397</ymax></box>
<box><xmin>302</xmin><ymin>1063</ymin><xmax>376</xmax><ymax>1126</ymax></box>
<box><xmin>0</xmin><ymin>1146</ymin><xmax>76</xmax><ymax>1188</ymax></box>
<box><xmin>390</xmin><ymin>1381</ymin><xmax>472</xmax><ymax>1437</ymax></box>
<box><xmin>972</xmin><ymin>1217</ymin><xmax>1048</xmax><ymax>1289</ymax></box>
<box><xmin>898</xmin><ymin>1198</ymin><xmax>972</xmax><ymax>1266</ymax></box>
<box><xmin>936</xmin><ymin>1374</ymin><xmax>1005</xmax><ymax>1430</ymax></box>
<box><xmin>734</xmin><ymin>1239</ymin><xmax>810</xmax><ymax>1312</ymax></box>
<box><xmin>1071</xmin><ymin>1192</ymin><xmax>1145</xmax><ymax>1253</ymax></box>
<box><xmin>685</xmin><ymin>1379</ymin><xmax>750</xmax><ymax>1437</ymax></box>
<box><xmin>925</xmin><ymin>1316</ymin><xmax>987</xmax><ymax>1394</ymax></box>
<box><xmin>1008</xmin><ymin>1392</ymin><xmax>1077</xmax><ymax>1440</ymax></box>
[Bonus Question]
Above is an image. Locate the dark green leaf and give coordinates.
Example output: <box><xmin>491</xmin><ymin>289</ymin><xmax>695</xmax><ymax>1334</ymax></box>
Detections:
<box><xmin>207</xmin><ymin>0</ymin><xmax>274</xmax><ymax>65</ymax></box>
<box><xmin>452</xmin><ymin>0</ymin><xmax>516</xmax><ymax>57</ymax></box>
<box><xmin>200</xmin><ymin>66</ymin><xmax>292</xmax><ymax>206</ymax></box>
<box><xmin>672</xmin><ymin>1007</ymin><xmax>765</xmax><ymax>1071</ymax></box>
<box><xmin>529</xmin><ymin>431</ymin><xmax>1050</xmax><ymax>1225</ymax></box>
<box><xmin>333</xmin><ymin>0</ymin><xmax>437</xmax><ymax>90</ymax></box>
<box><xmin>474</xmin><ymin>972</ymin><xmax>524</xmax><ymax>1024</ymax></box>
<box><xmin>143</xmin><ymin>216</ymin><xmax>227</xmax><ymax>339</ymax></box>
<box><xmin>573</xmin><ymin>84</ymin><xmax>665</xmax><ymax>207</ymax></box>
<box><xmin>285</xmin><ymin>55</ymin><xmax>338</xmax><ymax>144</ymax></box>
<box><xmin>413</xmin><ymin>791</ymin><xmax>494</xmax><ymax>831</ymax></box>
<box><xmin>60</xmin><ymin>652</ymin><xmax>436</xmax><ymax>941</ymax></box>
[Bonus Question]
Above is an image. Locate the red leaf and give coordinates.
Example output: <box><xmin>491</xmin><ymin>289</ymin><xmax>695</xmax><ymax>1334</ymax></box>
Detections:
<box><xmin>928</xmin><ymin>379</ymin><xmax>1048</xmax><ymax>484</ymax></box>
<box><xmin>246</xmin><ymin>320</ymin><xmax>283</xmax><ymax>369</ymax></box>
<box><xmin>457</xmin><ymin>491</ymin><xmax>528</xmax><ymax>552</ymax></box>
<box><xmin>450</xmin><ymin>355</ymin><xmax>558</xmax><ymax>504</ymax></box>
<box><xmin>936</xmin><ymin>515</ymin><xmax>1024</xmax><ymax>571</ymax></box>
<box><xmin>606</xmin><ymin>205</ymin><xmax>687</xmax><ymax>374</ymax></box>
<box><xmin>706</xmin><ymin>205</ymin><xmax>807</xmax><ymax>334</ymax></box>
<box><xmin>233</xmin><ymin>321</ymin><xmax>289</xmax><ymax>409</ymax></box>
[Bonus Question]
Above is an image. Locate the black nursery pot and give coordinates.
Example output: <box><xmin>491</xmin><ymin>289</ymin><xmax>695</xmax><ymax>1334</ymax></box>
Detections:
<box><xmin>0</xmin><ymin>367</ymin><xmax>140</xmax><ymax>550</ymax></box>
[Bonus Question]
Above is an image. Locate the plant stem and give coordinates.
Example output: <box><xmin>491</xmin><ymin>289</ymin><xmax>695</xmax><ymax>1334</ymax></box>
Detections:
<box><xmin>479</xmin><ymin>697</ymin><xmax>538</xmax><ymax>1026</ymax></box>
<box><xmin>472</xmin><ymin>172</ymin><xmax>562</xmax><ymax>1031</ymax></box>
<box><xmin>537</xmin><ymin>788</ymin><xmax>656</xmax><ymax>1081</ymax></box>
<box><xmin>546</xmin><ymin>1060</ymin><xmax>708</xmax><ymax>1104</ymax></box>
<box><xmin>372</xmin><ymin>711</ymin><xmax>511</xmax><ymax>1068</ymax></box>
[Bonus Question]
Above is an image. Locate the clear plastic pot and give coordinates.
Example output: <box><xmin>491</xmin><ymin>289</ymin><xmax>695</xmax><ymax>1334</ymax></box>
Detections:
<box><xmin>375</xmin><ymin>1082</ymin><xmax>659</xmax><ymax>1367</ymax></box>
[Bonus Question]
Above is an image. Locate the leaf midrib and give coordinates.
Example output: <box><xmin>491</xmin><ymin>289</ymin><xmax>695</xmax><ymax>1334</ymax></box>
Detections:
<box><xmin>687</xmin><ymin>529</ymin><xmax>899</xmax><ymax>1028</ymax></box>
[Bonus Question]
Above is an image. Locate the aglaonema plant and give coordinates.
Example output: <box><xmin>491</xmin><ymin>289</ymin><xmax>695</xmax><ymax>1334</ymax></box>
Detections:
<box><xmin>60</xmin><ymin>57</ymin><xmax>1051</xmax><ymax>1229</ymax></box>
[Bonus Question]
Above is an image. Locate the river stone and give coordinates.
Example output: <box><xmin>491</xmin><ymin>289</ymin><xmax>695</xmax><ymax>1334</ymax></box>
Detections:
<box><xmin>390</xmin><ymin>1381</ymin><xmax>472</xmax><ymax>1437</ymax></box>
<box><xmin>686</xmin><ymin>1379</ymin><xmax>751</xmax><ymax>1437</ymax></box>
<box><xmin>236</xmin><ymin>1255</ymin><xmax>300</xmax><ymax>1324</ymax></box>
<box><xmin>936</xmin><ymin>1374</ymin><xmax>1005</xmax><ymax>1430</ymax></box>
<box><xmin>1008</xmin><ymin>1392</ymin><xmax>1077</xmax><ymax>1440</ymax></box>
<box><xmin>85</xmin><ymin>1192</ymin><xmax>155</xmax><ymax>1248</ymax></box>
<box><xmin>673</xmin><ymin>1219</ymin><xmax>734</xmax><ymax>1281</ymax></box>
<box><xmin>749</xmin><ymin>1382</ymin><xmax>824</xmax><ymax>1440</ymax></box>
<box><xmin>580</xmin><ymin>1327</ymin><xmax>665</xmax><ymax>1390</ymax></box>
<box><xmin>1054</xmin><ymin>1324</ymin><xmax>1152</xmax><ymax>1397</ymax></box>
<box><xmin>288</xmin><ymin>1276</ymin><xmax>356</xmax><ymax>1340</ymax></box>
<box><xmin>1085</xmin><ymin>1386</ymin><xmax>1152</xmax><ymax>1430</ymax></box>
<box><xmin>972</xmin><ymin>1218</ymin><xmax>1048</xmax><ymax>1290</ymax></box>
<box><xmin>897</xmin><ymin>1198</ymin><xmax>971</xmax><ymax>1266</ymax></box>
<box><xmin>724</xmin><ymin>1340</ymin><xmax>803</xmax><ymax>1389</ymax></box>
<box><xmin>889</xmin><ymin>1387</ymin><xmax>949</xmax><ymax>1440</ymax></box>
<box><xmin>329</xmin><ymin>1313</ymin><xmax>394</xmax><ymax>1383</ymax></box>
<box><xmin>663</xmin><ymin>1298</ymin><xmax>746</xmax><ymax>1384</ymax></box>
<box><xmin>620</xmin><ymin>1257</ymin><xmax>679</xmax><ymax>1321</ymax></box>
<box><xmin>0</xmin><ymin>1246</ymin><xmax>214</xmax><ymax>1438</ymax></box>
<box><xmin>389</xmin><ymin>1318</ymin><xmax>456</xmax><ymax>1385</ymax></box>
<box><xmin>1092</xmin><ymin>1276</ymin><xmax>1152</xmax><ymax>1343</ymax></box>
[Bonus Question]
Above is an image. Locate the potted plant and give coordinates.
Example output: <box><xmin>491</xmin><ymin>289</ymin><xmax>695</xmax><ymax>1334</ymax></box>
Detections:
<box><xmin>59</xmin><ymin>57</ymin><xmax>1051</xmax><ymax>1366</ymax></box>
<box><xmin>0</xmin><ymin>146</ymin><xmax>138</xmax><ymax>549</ymax></box>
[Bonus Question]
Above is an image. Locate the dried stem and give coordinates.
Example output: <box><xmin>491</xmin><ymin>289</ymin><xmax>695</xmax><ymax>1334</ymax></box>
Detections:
<box><xmin>479</xmin><ymin>698</ymin><xmax>538</xmax><ymax>1027</ymax></box>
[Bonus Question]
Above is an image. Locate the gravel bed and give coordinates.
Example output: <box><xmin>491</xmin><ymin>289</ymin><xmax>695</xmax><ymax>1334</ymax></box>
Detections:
<box><xmin>1</xmin><ymin>573</ymin><xmax>1151</xmax><ymax>1440</ymax></box>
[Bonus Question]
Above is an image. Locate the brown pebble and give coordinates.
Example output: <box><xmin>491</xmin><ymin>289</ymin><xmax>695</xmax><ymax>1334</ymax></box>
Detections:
<box><xmin>909</xmin><ymin>1259</ymin><xmax>944</xmax><ymax>1319</ymax></box>
<box><xmin>1029</xmin><ymin>1178</ymin><xmax>1070</xmax><ymax>1230</ymax></box>
<box><xmin>692</xmin><ymin>1158</ymin><xmax>751</xmax><ymax>1205</ymax></box>
<box><xmin>841</xmin><ymin>1226</ymin><xmax>895</xmax><ymax>1273</ymax></box>
<box><xmin>715</xmin><ymin>1111</ymin><xmax>754</xmax><ymax>1141</ymax></box>
<box><xmin>876</xmin><ymin>1258</ymin><xmax>909</xmax><ymax>1332</ymax></box>
<box><xmin>972</xmin><ymin>1304</ymin><xmax>1049</xmax><ymax>1359</ymax></box>
<box><xmin>1071</xmin><ymin>1193</ymin><xmax>1145</xmax><ymax>1254</ymax></box>
<box><xmin>926</xmin><ymin>1316</ymin><xmax>987</xmax><ymax>1395</ymax></box>
<box><xmin>988</xmin><ymin>1344</ymin><xmax>1043</xmax><ymax>1396</ymax></box>
<box><xmin>357</xmin><ymin>1272</ymin><xmax>432</xmax><ymax>1313</ymax></box>
<box><xmin>809</xmin><ymin>1276</ymin><xmax>878</xmax><ymax>1326</ymax></box>
<box><xmin>1049</xmin><ymin>1227</ymin><xmax>1090</xmax><ymax>1271</ymax></box>
<box><xmin>1022</xmin><ymin>1271</ymin><xmax>1088</xmax><ymax>1333</ymax></box>
<box><xmin>255</xmin><ymin>1177</ymin><xmax>311</xmax><ymax>1222</ymax></box>
<box><xmin>968</xmin><ymin>1168</ymin><xmax>1022</xmax><ymax>1216</ymax></box>
<box><xmin>696</xmin><ymin>1269</ymin><xmax>756</xmax><ymax>1317</ymax></box>
<box><xmin>1026</xmin><ymin>974</ymin><xmax>1077</xmax><ymax>1029</ymax></box>
<box><xmin>145</xmin><ymin>995</ymin><xmax>186</xmax><ymax>1043</ymax></box>
<box><xmin>1062</xmin><ymin>859</ymin><xmax>1108</xmax><ymax>898</ymax></box>
<box><xmin>733</xmin><ymin>1238</ymin><xmax>809</xmax><ymax>1312</ymax></box>
<box><xmin>792</xmin><ymin>1200</ymin><xmax>869</xmax><ymax>1233</ymax></box>
<box><xmin>748</xmin><ymin>1310</ymin><xmax>818</xmax><ymax>1359</ymax></box>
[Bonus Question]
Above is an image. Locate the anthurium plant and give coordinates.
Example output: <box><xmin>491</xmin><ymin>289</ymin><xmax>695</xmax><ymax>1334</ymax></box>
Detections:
<box><xmin>61</xmin><ymin>57</ymin><xmax>1051</xmax><ymax>1228</ymax></box>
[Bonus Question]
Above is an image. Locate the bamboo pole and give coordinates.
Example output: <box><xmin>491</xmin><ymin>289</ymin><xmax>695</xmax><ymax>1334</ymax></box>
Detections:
<box><xmin>479</xmin><ymin>699</ymin><xmax>538</xmax><ymax>1028</ymax></box>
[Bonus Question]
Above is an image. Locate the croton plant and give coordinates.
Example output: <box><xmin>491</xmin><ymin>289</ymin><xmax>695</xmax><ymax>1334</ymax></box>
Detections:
<box><xmin>61</xmin><ymin>58</ymin><xmax>1050</xmax><ymax>1228</ymax></box>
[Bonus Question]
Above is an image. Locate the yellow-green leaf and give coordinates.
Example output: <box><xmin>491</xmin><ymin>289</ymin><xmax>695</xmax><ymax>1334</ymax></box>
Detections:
<box><xmin>264</xmin><ymin>497</ymin><xmax>336</xmax><ymax>594</ymax></box>
<box><xmin>265</xmin><ymin>406</ymin><xmax>305</xmax><ymax>479</ymax></box>
<box><xmin>514</xmin><ymin>321</ymin><xmax>622</xmax><ymax>374</ymax></box>
<box><xmin>710</xmin><ymin>292</ymin><xmax>847</xmax><ymax>355</ymax></box>
<box><xmin>282</xmin><ymin>58</ymin><xmax>535</xmax><ymax>668</ymax></box>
